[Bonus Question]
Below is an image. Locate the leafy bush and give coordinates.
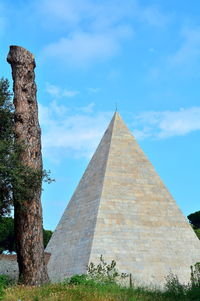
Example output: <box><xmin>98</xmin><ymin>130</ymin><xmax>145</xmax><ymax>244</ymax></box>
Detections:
<box><xmin>190</xmin><ymin>262</ymin><xmax>200</xmax><ymax>288</ymax></box>
<box><xmin>165</xmin><ymin>273</ymin><xmax>186</xmax><ymax>297</ymax></box>
<box><xmin>164</xmin><ymin>263</ymin><xmax>200</xmax><ymax>301</ymax></box>
<box><xmin>69</xmin><ymin>274</ymin><xmax>88</xmax><ymax>285</ymax></box>
<box><xmin>67</xmin><ymin>256</ymin><xmax>128</xmax><ymax>288</ymax></box>
<box><xmin>187</xmin><ymin>287</ymin><xmax>200</xmax><ymax>301</ymax></box>
<box><xmin>87</xmin><ymin>255</ymin><xmax>128</xmax><ymax>284</ymax></box>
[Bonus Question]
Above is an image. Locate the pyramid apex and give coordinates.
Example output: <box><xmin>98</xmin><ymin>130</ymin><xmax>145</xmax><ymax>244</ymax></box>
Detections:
<box><xmin>113</xmin><ymin>110</ymin><xmax>121</xmax><ymax>117</ymax></box>
<box><xmin>108</xmin><ymin>110</ymin><xmax>133</xmax><ymax>139</ymax></box>
<box><xmin>106</xmin><ymin>111</ymin><xmax>128</xmax><ymax>138</ymax></box>
<box><xmin>111</xmin><ymin>110</ymin><xmax>123</xmax><ymax>122</ymax></box>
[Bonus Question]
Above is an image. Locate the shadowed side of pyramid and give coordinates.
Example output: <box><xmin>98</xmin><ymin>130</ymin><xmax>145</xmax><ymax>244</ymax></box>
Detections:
<box><xmin>88</xmin><ymin>113</ymin><xmax>200</xmax><ymax>285</ymax></box>
<box><xmin>46</xmin><ymin>114</ymin><xmax>116</xmax><ymax>281</ymax></box>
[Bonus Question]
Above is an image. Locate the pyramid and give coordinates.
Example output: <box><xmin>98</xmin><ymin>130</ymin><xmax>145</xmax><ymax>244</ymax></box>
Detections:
<box><xmin>46</xmin><ymin>112</ymin><xmax>200</xmax><ymax>286</ymax></box>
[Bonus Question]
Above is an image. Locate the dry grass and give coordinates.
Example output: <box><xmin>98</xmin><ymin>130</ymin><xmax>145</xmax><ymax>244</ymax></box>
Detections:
<box><xmin>3</xmin><ymin>283</ymin><xmax>165</xmax><ymax>301</ymax></box>
<box><xmin>2</xmin><ymin>281</ymin><xmax>200</xmax><ymax>301</ymax></box>
<box><xmin>3</xmin><ymin>284</ymin><xmax>137</xmax><ymax>301</ymax></box>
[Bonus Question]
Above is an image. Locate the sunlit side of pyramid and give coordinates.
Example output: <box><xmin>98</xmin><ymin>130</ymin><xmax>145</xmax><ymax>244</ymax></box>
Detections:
<box><xmin>46</xmin><ymin>112</ymin><xmax>200</xmax><ymax>285</ymax></box>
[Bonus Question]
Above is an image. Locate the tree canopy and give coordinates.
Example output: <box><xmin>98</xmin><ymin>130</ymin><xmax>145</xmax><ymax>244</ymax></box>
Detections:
<box><xmin>0</xmin><ymin>78</ymin><xmax>14</xmax><ymax>216</ymax></box>
<box><xmin>188</xmin><ymin>210</ymin><xmax>200</xmax><ymax>240</ymax></box>
<box><xmin>0</xmin><ymin>77</ymin><xmax>53</xmax><ymax>217</ymax></box>
<box><xmin>0</xmin><ymin>77</ymin><xmax>35</xmax><ymax>215</ymax></box>
<box><xmin>0</xmin><ymin>217</ymin><xmax>14</xmax><ymax>253</ymax></box>
<box><xmin>0</xmin><ymin>217</ymin><xmax>52</xmax><ymax>253</ymax></box>
<box><xmin>188</xmin><ymin>211</ymin><xmax>200</xmax><ymax>229</ymax></box>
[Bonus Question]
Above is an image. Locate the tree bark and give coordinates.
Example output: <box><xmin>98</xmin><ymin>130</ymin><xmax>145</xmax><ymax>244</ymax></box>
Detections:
<box><xmin>7</xmin><ymin>46</ymin><xmax>49</xmax><ymax>285</ymax></box>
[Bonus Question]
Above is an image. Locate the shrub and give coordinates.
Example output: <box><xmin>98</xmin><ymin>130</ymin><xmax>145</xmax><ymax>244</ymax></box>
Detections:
<box><xmin>190</xmin><ymin>262</ymin><xmax>200</xmax><ymax>288</ymax></box>
<box><xmin>164</xmin><ymin>263</ymin><xmax>200</xmax><ymax>301</ymax></box>
<box><xmin>67</xmin><ymin>256</ymin><xmax>128</xmax><ymax>288</ymax></box>
<box><xmin>187</xmin><ymin>287</ymin><xmax>200</xmax><ymax>301</ymax></box>
<box><xmin>87</xmin><ymin>255</ymin><xmax>128</xmax><ymax>284</ymax></box>
<box><xmin>69</xmin><ymin>274</ymin><xmax>88</xmax><ymax>285</ymax></box>
<box><xmin>164</xmin><ymin>273</ymin><xmax>186</xmax><ymax>297</ymax></box>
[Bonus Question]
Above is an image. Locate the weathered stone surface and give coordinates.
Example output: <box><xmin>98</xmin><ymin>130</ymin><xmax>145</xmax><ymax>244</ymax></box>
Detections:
<box><xmin>0</xmin><ymin>255</ymin><xmax>18</xmax><ymax>280</ymax></box>
<box><xmin>46</xmin><ymin>112</ymin><xmax>200</xmax><ymax>286</ymax></box>
<box><xmin>0</xmin><ymin>253</ymin><xmax>51</xmax><ymax>281</ymax></box>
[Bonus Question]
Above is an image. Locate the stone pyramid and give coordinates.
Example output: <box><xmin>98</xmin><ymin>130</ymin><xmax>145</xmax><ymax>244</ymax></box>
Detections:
<box><xmin>46</xmin><ymin>112</ymin><xmax>200</xmax><ymax>286</ymax></box>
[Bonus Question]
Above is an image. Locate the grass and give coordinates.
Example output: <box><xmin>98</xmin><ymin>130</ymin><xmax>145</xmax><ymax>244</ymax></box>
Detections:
<box><xmin>1</xmin><ymin>283</ymin><xmax>165</xmax><ymax>301</ymax></box>
<box><xmin>2</xmin><ymin>281</ymin><xmax>200</xmax><ymax>301</ymax></box>
<box><xmin>1</xmin><ymin>261</ymin><xmax>200</xmax><ymax>301</ymax></box>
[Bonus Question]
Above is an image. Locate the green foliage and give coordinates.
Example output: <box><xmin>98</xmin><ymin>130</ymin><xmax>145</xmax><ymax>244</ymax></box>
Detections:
<box><xmin>188</xmin><ymin>210</ymin><xmax>200</xmax><ymax>241</ymax></box>
<box><xmin>87</xmin><ymin>255</ymin><xmax>128</xmax><ymax>284</ymax></box>
<box><xmin>0</xmin><ymin>216</ymin><xmax>52</xmax><ymax>252</ymax></box>
<box><xmin>65</xmin><ymin>256</ymin><xmax>129</xmax><ymax>288</ymax></box>
<box><xmin>187</xmin><ymin>287</ymin><xmax>200</xmax><ymax>301</ymax></box>
<box><xmin>0</xmin><ymin>77</ymin><xmax>41</xmax><ymax>211</ymax></box>
<box><xmin>190</xmin><ymin>262</ymin><xmax>200</xmax><ymax>288</ymax></box>
<box><xmin>0</xmin><ymin>78</ymin><xmax>13</xmax><ymax>140</ymax></box>
<box><xmin>164</xmin><ymin>263</ymin><xmax>200</xmax><ymax>301</ymax></box>
<box><xmin>0</xmin><ymin>274</ymin><xmax>14</xmax><ymax>300</ymax></box>
<box><xmin>164</xmin><ymin>273</ymin><xmax>186</xmax><ymax>297</ymax></box>
<box><xmin>0</xmin><ymin>217</ymin><xmax>15</xmax><ymax>253</ymax></box>
<box><xmin>43</xmin><ymin>229</ymin><xmax>53</xmax><ymax>249</ymax></box>
<box><xmin>0</xmin><ymin>77</ymin><xmax>54</xmax><ymax>217</ymax></box>
<box><xmin>2</xmin><ymin>279</ymin><xmax>200</xmax><ymax>301</ymax></box>
<box><xmin>0</xmin><ymin>78</ymin><xmax>14</xmax><ymax>216</ymax></box>
<box><xmin>0</xmin><ymin>275</ymin><xmax>14</xmax><ymax>288</ymax></box>
<box><xmin>0</xmin><ymin>247</ymin><xmax>200</xmax><ymax>301</ymax></box>
<box><xmin>2</xmin><ymin>265</ymin><xmax>200</xmax><ymax>301</ymax></box>
<box><xmin>69</xmin><ymin>274</ymin><xmax>88</xmax><ymax>285</ymax></box>
<box><xmin>188</xmin><ymin>211</ymin><xmax>200</xmax><ymax>229</ymax></box>
<box><xmin>194</xmin><ymin>228</ymin><xmax>200</xmax><ymax>240</ymax></box>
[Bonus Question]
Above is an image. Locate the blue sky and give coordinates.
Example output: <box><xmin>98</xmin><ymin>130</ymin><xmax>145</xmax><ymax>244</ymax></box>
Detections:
<box><xmin>1</xmin><ymin>0</ymin><xmax>200</xmax><ymax>230</ymax></box>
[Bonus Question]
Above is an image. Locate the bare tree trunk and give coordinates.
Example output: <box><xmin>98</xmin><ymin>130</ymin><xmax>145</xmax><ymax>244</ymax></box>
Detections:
<box><xmin>7</xmin><ymin>46</ymin><xmax>49</xmax><ymax>285</ymax></box>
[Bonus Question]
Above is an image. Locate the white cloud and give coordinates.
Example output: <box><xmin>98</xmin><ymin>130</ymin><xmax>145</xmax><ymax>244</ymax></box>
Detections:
<box><xmin>38</xmin><ymin>0</ymin><xmax>168</xmax><ymax>30</ymax></box>
<box><xmin>38</xmin><ymin>104</ymin><xmax>200</xmax><ymax>164</ymax></box>
<box><xmin>38</xmin><ymin>0</ymin><xmax>135</xmax><ymax>29</ymax></box>
<box><xmin>39</xmin><ymin>0</ymin><xmax>79</xmax><ymax>26</ymax></box>
<box><xmin>40</xmin><ymin>0</ymin><xmax>134</xmax><ymax>66</ymax></box>
<box><xmin>78</xmin><ymin>103</ymin><xmax>95</xmax><ymax>113</ymax></box>
<box><xmin>140</xmin><ymin>6</ymin><xmax>169</xmax><ymax>27</ymax></box>
<box><xmin>39</xmin><ymin>101</ymin><xmax>112</xmax><ymax>162</ymax></box>
<box><xmin>38</xmin><ymin>0</ymin><xmax>96</xmax><ymax>29</ymax></box>
<box><xmin>133</xmin><ymin>107</ymin><xmax>200</xmax><ymax>139</ymax></box>
<box><xmin>46</xmin><ymin>83</ymin><xmax>60</xmax><ymax>97</ymax></box>
<box><xmin>40</xmin><ymin>0</ymin><xmax>168</xmax><ymax>66</ymax></box>
<box><xmin>87</xmin><ymin>88</ymin><xmax>100</xmax><ymax>93</ymax></box>
<box><xmin>39</xmin><ymin>100</ymin><xmax>69</xmax><ymax>121</ymax></box>
<box><xmin>168</xmin><ymin>27</ymin><xmax>200</xmax><ymax>68</ymax></box>
<box><xmin>146</xmin><ymin>27</ymin><xmax>200</xmax><ymax>81</ymax></box>
<box><xmin>63</xmin><ymin>90</ymin><xmax>79</xmax><ymax>97</ymax></box>
<box><xmin>43</xmin><ymin>26</ymin><xmax>133</xmax><ymax>67</ymax></box>
<box><xmin>46</xmin><ymin>83</ymin><xmax>79</xmax><ymax>98</ymax></box>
